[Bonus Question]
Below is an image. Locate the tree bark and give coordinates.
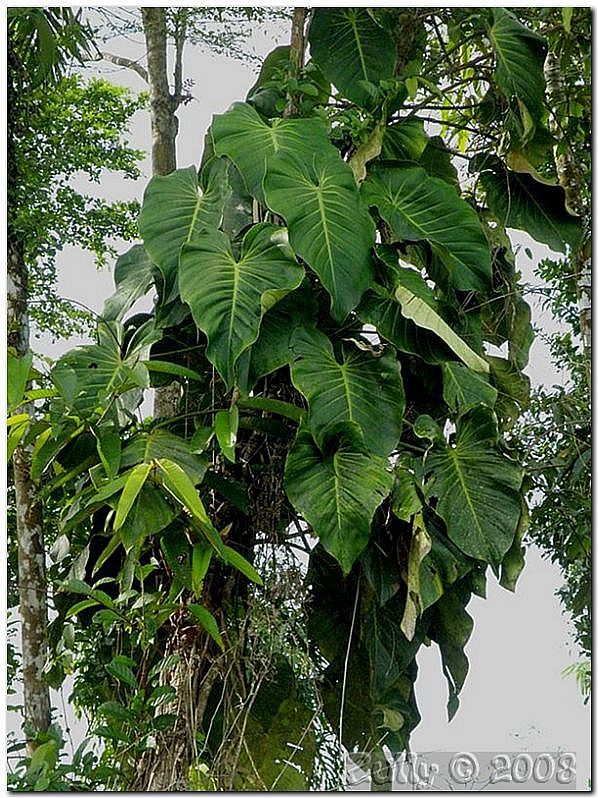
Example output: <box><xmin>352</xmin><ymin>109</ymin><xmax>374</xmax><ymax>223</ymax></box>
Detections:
<box><xmin>8</xmin><ymin>38</ymin><xmax>51</xmax><ymax>754</ymax></box>
<box><xmin>544</xmin><ymin>50</ymin><xmax>591</xmax><ymax>362</ymax></box>
<box><xmin>141</xmin><ymin>7</ymin><xmax>178</xmax><ymax>176</ymax></box>
<box><xmin>140</xmin><ymin>7</ymin><xmax>185</xmax><ymax>419</ymax></box>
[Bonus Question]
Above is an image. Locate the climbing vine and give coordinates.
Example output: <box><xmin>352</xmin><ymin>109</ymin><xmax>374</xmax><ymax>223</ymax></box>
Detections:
<box><xmin>9</xmin><ymin>8</ymin><xmax>582</xmax><ymax>790</ymax></box>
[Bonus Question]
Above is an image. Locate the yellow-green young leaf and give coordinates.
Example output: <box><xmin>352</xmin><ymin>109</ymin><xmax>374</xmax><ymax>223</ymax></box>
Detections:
<box><xmin>562</xmin><ymin>7</ymin><xmax>573</xmax><ymax>33</ymax></box>
<box><xmin>157</xmin><ymin>458</ymin><xmax>224</xmax><ymax>555</ymax></box>
<box><xmin>215</xmin><ymin>405</ymin><xmax>239</xmax><ymax>463</ymax></box>
<box><xmin>191</xmin><ymin>541</ymin><xmax>213</xmax><ymax>597</ymax></box>
<box><xmin>27</xmin><ymin>740</ymin><xmax>59</xmax><ymax>776</ymax></box>
<box><xmin>65</xmin><ymin>599</ymin><xmax>101</xmax><ymax>619</ymax></box>
<box><xmin>7</xmin><ymin>419</ymin><xmax>29</xmax><ymax>462</ymax></box>
<box><xmin>113</xmin><ymin>462</ymin><xmax>152</xmax><ymax>531</ymax></box>
<box><xmin>400</xmin><ymin>514</ymin><xmax>432</xmax><ymax>641</ymax></box>
<box><xmin>396</xmin><ymin>285</ymin><xmax>489</xmax><ymax>374</ymax></box>
<box><xmin>30</xmin><ymin>426</ymin><xmax>52</xmax><ymax>478</ymax></box>
<box><xmin>222</xmin><ymin>544</ymin><xmax>263</xmax><ymax>586</ymax></box>
<box><xmin>7</xmin><ymin>350</ymin><xmax>33</xmax><ymax>411</ymax></box>
<box><xmin>405</xmin><ymin>76</ymin><xmax>418</xmax><ymax>99</ymax></box>
<box><xmin>92</xmin><ymin>533</ymin><xmax>121</xmax><ymax>576</ymax></box>
<box><xmin>187</xmin><ymin>604</ymin><xmax>224</xmax><ymax>650</ymax></box>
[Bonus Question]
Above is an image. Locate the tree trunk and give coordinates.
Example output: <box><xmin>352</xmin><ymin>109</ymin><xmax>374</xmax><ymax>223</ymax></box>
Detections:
<box><xmin>141</xmin><ymin>7</ymin><xmax>177</xmax><ymax>176</ymax></box>
<box><xmin>8</xmin><ymin>40</ymin><xmax>51</xmax><ymax>754</ymax></box>
<box><xmin>140</xmin><ymin>7</ymin><xmax>185</xmax><ymax>420</ymax></box>
<box><xmin>544</xmin><ymin>50</ymin><xmax>591</xmax><ymax>363</ymax></box>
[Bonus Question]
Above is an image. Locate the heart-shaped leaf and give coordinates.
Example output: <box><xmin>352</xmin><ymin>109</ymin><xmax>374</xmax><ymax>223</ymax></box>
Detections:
<box><xmin>179</xmin><ymin>223</ymin><xmax>304</xmax><ymax>389</ymax></box>
<box><xmin>138</xmin><ymin>160</ymin><xmax>230</xmax><ymax>303</ymax></box>
<box><xmin>425</xmin><ymin>407</ymin><xmax>523</xmax><ymax>566</ymax></box>
<box><xmin>212</xmin><ymin>101</ymin><xmax>333</xmax><ymax>203</ymax></box>
<box><xmin>309</xmin><ymin>8</ymin><xmax>396</xmax><ymax>105</ymax></box>
<box><xmin>363</xmin><ymin>165</ymin><xmax>491</xmax><ymax>292</ymax></box>
<box><xmin>264</xmin><ymin>152</ymin><xmax>375</xmax><ymax>320</ymax></box>
<box><xmin>285</xmin><ymin>423</ymin><xmax>393</xmax><ymax>574</ymax></box>
<box><xmin>290</xmin><ymin>328</ymin><xmax>404</xmax><ymax>457</ymax></box>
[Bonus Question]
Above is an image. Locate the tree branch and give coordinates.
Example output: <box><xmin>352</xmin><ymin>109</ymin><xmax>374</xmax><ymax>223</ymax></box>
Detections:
<box><xmin>101</xmin><ymin>50</ymin><xmax>148</xmax><ymax>83</ymax></box>
<box><xmin>172</xmin><ymin>8</ymin><xmax>188</xmax><ymax>108</ymax></box>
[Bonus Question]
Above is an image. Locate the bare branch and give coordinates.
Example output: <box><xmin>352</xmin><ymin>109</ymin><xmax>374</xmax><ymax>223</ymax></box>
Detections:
<box><xmin>101</xmin><ymin>50</ymin><xmax>148</xmax><ymax>83</ymax></box>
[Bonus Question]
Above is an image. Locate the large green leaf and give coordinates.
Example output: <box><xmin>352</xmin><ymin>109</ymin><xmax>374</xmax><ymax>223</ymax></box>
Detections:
<box><xmin>290</xmin><ymin>328</ymin><xmax>404</xmax><ymax>457</ymax></box>
<box><xmin>264</xmin><ymin>152</ymin><xmax>375</xmax><ymax>321</ymax></box>
<box><xmin>113</xmin><ymin>462</ymin><xmax>152</xmax><ymax>531</ymax></box>
<box><xmin>103</xmin><ymin>245</ymin><xmax>156</xmax><ymax>322</ymax></box>
<box><xmin>474</xmin><ymin>155</ymin><xmax>582</xmax><ymax>253</ymax></box>
<box><xmin>427</xmin><ymin>579</ymin><xmax>473</xmax><ymax>720</ymax></box>
<box><xmin>284</xmin><ymin>423</ymin><xmax>393</xmax><ymax>574</ymax></box>
<box><xmin>423</xmin><ymin>407</ymin><xmax>523</xmax><ymax>566</ymax></box>
<box><xmin>138</xmin><ymin>161</ymin><xmax>229</xmax><ymax>303</ymax></box>
<box><xmin>120</xmin><ymin>428</ymin><xmax>206</xmax><ymax>485</ymax></box>
<box><xmin>58</xmin><ymin>322</ymin><xmax>152</xmax><ymax>418</ymax></box>
<box><xmin>489</xmin><ymin>9</ymin><xmax>547</xmax><ymax>130</ymax></box>
<box><xmin>394</xmin><ymin>273</ymin><xmax>489</xmax><ymax>373</ymax></box>
<box><xmin>179</xmin><ymin>223</ymin><xmax>303</xmax><ymax>390</ymax></box>
<box><xmin>308</xmin><ymin>8</ymin><xmax>396</xmax><ymax>105</ymax></box>
<box><xmin>418</xmin><ymin>511</ymin><xmax>476</xmax><ymax>612</ymax></box>
<box><xmin>362</xmin><ymin>165</ymin><xmax>491</xmax><ymax>292</ymax></box>
<box><xmin>357</xmin><ymin>283</ymin><xmax>453</xmax><ymax>364</ymax></box>
<box><xmin>211</xmin><ymin>101</ymin><xmax>333</xmax><ymax>203</ymax></box>
<box><xmin>239</xmin><ymin>282</ymin><xmax>317</xmax><ymax>391</ymax></box>
<box><xmin>441</xmin><ymin>361</ymin><xmax>497</xmax><ymax>414</ymax></box>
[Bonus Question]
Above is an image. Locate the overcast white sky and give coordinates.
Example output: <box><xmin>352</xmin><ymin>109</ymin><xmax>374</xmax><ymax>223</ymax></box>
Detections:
<box><xmin>11</xmin><ymin>8</ymin><xmax>590</xmax><ymax>789</ymax></box>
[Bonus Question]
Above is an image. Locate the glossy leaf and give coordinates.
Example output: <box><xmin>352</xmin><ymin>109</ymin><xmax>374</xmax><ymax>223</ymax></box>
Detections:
<box><xmin>187</xmin><ymin>604</ymin><xmax>224</xmax><ymax>650</ymax></box>
<box><xmin>240</xmin><ymin>282</ymin><xmax>317</xmax><ymax>390</ymax></box>
<box><xmin>96</xmin><ymin>427</ymin><xmax>121</xmax><ymax>480</ymax></box>
<box><xmin>157</xmin><ymin>458</ymin><xmax>223</xmax><ymax>555</ymax></box>
<box><xmin>7</xmin><ymin>350</ymin><xmax>33</xmax><ymax>411</ymax></box>
<box><xmin>191</xmin><ymin>541</ymin><xmax>213</xmax><ymax>596</ymax></box>
<box><xmin>120</xmin><ymin>429</ymin><xmax>205</xmax><ymax>485</ymax></box>
<box><xmin>474</xmin><ymin>155</ymin><xmax>582</xmax><ymax>252</ymax></box>
<box><xmin>309</xmin><ymin>8</ymin><xmax>396</xmax><ymax>105</ymax></box>
<box><xmin>215</xmin><ymin>405</ymin><xmax>239</xmax><ymax>463</ymax></box>
<box><xmin>211</xmin><ymin>101</ymin><xmax>333</xmax><ymax>202</ymax></box>
<box><xmin>285</xmin><ymin>424</ymin><xmax>393</xmax><ymax>574</ymax></box>
<box><xmin>264</xmin><ymin>151</ymin><xmax>375</xmax><ymax>321</ymax></box>
<box><xmin>489</xmin><ymin>9</ymin><xmax>547</xmax><ymax>128</ymax></box>
<box><xmin>290</xmin><ymin>328</ymin><xmax>404</xmax><ymax>457</ymax></box>
<box><xmin>357</xmin><ymin>283</ymin><xmax>453</xmax><ymax>364</ymax></box>
<box><xmin>425</xmin><ymin>407</ymin><xmax>523</xmax><ymax>566</ymax></box>
<box><xmin>363</xmin><ymin>165</ymin><xmax>491</xmax><ymax>292</ymax></box>
<box><xmin>138</xmin><ymin>161</ymin><xmax>229</xmax><ymax>303</ymax></box>
<box><xmin>222</xmin><ymin>545</ymin><xmax>263</xmax><ymax>586</ymax></box>
<box><xmin>105</xmin><ymin>655</ymin><xmax>138</xmax><ymax>690</ymax></box>
<box><xmin>179</xmin><ymin>223</ymin><xmax>303</xmax><ymax>389</ymax></box>
<box><xmin>103</xmin><ymin>245</ymin><xmax>155</xmax><ymax>322</ymax></box>
<box><xmin>113</xmin><ymin>462</ymin><xmax>152</xmax><ymax>531</ymax></box>
<box><xmin>441</xmin><ymin>361</ymin><xmax>497</xmax><ymax>414</ymax></box>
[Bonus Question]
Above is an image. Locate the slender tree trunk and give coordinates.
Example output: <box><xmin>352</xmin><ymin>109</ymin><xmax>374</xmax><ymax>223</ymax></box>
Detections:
<box><xmin>8</xmin><ymin>40</ymin><xmax>51</xmax><ymax>754</ymax></box>
<box><xmin>544</xmin><ymin>51</ymin><xmax>591</xmax><ymax>364</ymax></box>
<box><xmin>140</xmin><ymin>7</ymin><xmax>185</xmax><ymax>420</ymax></box>
<box><xmin>141</xmin><ymin>7</ymin><xmax>177</xmax><ymax>176</ymax></box>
